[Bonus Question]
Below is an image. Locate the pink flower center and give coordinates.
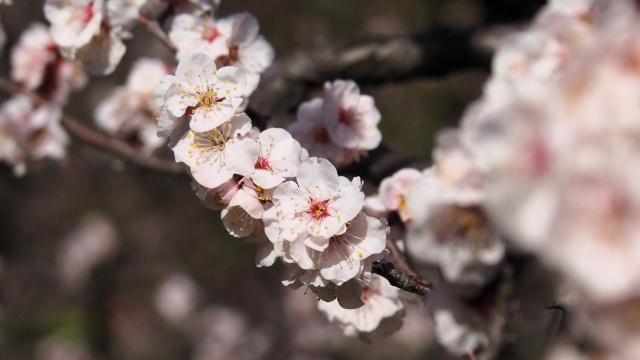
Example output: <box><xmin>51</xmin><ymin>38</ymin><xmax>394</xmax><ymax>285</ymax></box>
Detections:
<box><xmin>338</xmin><ymin>108</ymin><xmax>356</xmax><ymax>126</ymax></box>
<box><xmin>202</xmin><ymin>25</ymin><xmax>219</xmax><ymax>42</ymax></box>
<box><xmin>83</xmin><ymin>3</ymin><xmax>95</xmax><ymax>24</ymax></box>
<box><xmin>360</xmin><ymin>287</ymin><xmax>369</xmax><ymax>301</ymax></box>
<box><xmin>254</xmin><ymin>156</ymin><xmax>272</xmax><ymax>171</ymax></box>
<box><xmin>307</xmin><ymin>199</ymin><xmax>330</xmax><ymax>220</ymax></box>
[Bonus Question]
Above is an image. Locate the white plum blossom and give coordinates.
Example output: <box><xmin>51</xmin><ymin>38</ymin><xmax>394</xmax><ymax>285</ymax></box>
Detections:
<box><xmin>378</xmin><ymin>168</ymin><xmax>424</xmax><ymax>222</ymax></box>
<box><xmin>272</xmin><ymin>157</ymin><xmax>365</xmax><ymax>241</ymax></box>
<box><xmin>215</xmin><ymin>12</ymin><xmax>275</xmax><ymax>95</ymax></box>
<box><xmin>11</xmin><ymin>23</ymin><xmax>87</xmax><ymax>104</ymax></box>
<box><xmin>250</xmin><ymin>128</ymin><xmax>305</xmax><ymax>190</ymax></box>
<box><xmin>172</xmin><ymin>113</ymin><xmax>258</xmax><ymax>189</ymax></box>
<box><xmin>317</xmin><ymin>274</ymin><xmax>405</xmax><ymax>338</ymax></box>
<box><xmin>169</xmin><ymin>13</ymin><xmax>229</xmax><ymax>62</ymax></box>
<box><xmin>161</xmin><ymin>52</ymin><xmax>247</xmax><ymax>132</ymax></box>
<box><xmin>155</xmin><ymin>74</ymin><xmax>189</xmax><ymax>144</ymax></box>
<box><xmin>287</xmin><ymin>212</ymin><xmax>388</xmax><ymax>286</ymax></box>
<box><xmin>95</xmin><ymin>58</ymin><xmax>170</xmax><ymax>153</ymax></box>
<box><xmin>0</xmin><ymin>96</ymin><xmax>68</xmax><ymax>176</ymax></box>
<box><xmin>220</xmin><ymin>178</ymin><xmax>267</xmax><ymax>238</ymax></box>
<box><xmin>323</xmin><ymin>80</ymin><xmax>382</xmax><ymax>151</ymax></box>
<box><xmin>44</xmin><ymin>0</ymin><xmax>139</xmax><ymax>75</ymax></box>
<box><xmin>288</xmin><ymin>98</ymin><xmax>351</xmax><ymax>167</ymax></box>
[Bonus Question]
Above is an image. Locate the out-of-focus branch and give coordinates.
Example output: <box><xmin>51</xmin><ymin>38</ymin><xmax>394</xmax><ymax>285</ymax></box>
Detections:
<box><xmin>250</xmin><ymin>27</ymin><xmax>494</xmax><ymax>119</ymax></box>
<box><xmin>372</xmin><ymin>259</ymin><xmax>431</xmax><ymax>297</ymax></box>
<box><xmin>139</xmin><ymin>14</ymin><xmax>177</xmax><ymax>53</ymax></box>
<box><xmin>61</xmin><ymin>116</ymin><xmax>185</xmax><ymax>174</ymax></box>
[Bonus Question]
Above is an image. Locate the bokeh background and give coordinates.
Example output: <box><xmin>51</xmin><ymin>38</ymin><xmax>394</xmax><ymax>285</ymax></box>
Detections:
<box><xmin>0</xmin><ymin>1</ymin><xmax>543</xmax><ymax>359</ymax></box>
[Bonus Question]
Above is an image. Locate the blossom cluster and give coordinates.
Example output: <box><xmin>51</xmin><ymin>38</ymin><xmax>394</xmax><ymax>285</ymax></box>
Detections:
<box><xmin>415</xmin><ymin>0</ymin><xmax>640</xmax><ymax>357</ymax></box>
<box><xmin>288</xmin><ymin>80</ymin><xmax>382</xmax><ymax>168</ymax></box>
<box><xmin>154</xmin><ymin>51</ymin><xmax>394</xmax><ymax>328</ymax></box>
<box><xmin>0</xmin><ymin>21</ymin><xmax>87</xmax><ymax>175</ymax></box>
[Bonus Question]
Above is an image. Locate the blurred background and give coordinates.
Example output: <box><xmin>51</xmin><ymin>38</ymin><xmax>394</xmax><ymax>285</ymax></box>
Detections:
<box><xmin>0</xmin><ymin>1</ymin><xmax>543</xmax><ymax>359</ymax></box>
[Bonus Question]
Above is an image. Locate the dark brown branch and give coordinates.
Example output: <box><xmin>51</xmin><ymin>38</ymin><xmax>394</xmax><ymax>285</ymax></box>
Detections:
<box><xmin>62</xmin><ymin>116</ymin><xmax>184</xmax><ymax>174</ymax></box>
<box><xmin>372</xmin><ymin>259</ymin><xmax>431</xmax><ymax>297</ymax></box>
<box><xmin>250</xmin><ymin>27</ymin><xmax>492</xmax><ymax>119</ymax></box>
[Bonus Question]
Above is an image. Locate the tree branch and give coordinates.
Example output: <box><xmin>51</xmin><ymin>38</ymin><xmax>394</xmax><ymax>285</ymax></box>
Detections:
<box><xmin>138</xmin><ymin>14</ymin><xmax>178</xmax><ymax>53</ymax></box>
<box><xmin>250</xmin><ymin>27</ymin><xmax>492</xmax><ymax>119</ymax></box>
<box><xmin>372</xmin><ymin>259</ymin><xmax>431</xmax><ymax>297</ymax></box>
<box><xmin>61</xmin><ymin>116</ymin><xmax>185</xmax><ymax>174</ymax></box>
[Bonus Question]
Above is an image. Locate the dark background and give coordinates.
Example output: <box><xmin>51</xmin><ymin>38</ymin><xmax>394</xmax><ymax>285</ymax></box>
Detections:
<box><xmin>0</xmin><ymin>1</ymin><xmax>543</xmax><ymax>359</ymax></box>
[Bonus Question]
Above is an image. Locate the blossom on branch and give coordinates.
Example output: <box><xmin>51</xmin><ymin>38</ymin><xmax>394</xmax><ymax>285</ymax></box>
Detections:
<box><xmin>172</xmin><ymin>113</ymin><xmax>258</xmax><ymax>189</ymax></box>
<box><xmin>160</xmin><ymin>52</ymin><xmax>247</xmax><ymax>132</ymax></box>
<box><xmin>323</xmin><ymin>80</ymin><xmax>382</xmax><ymax>151</ymax></box>
<box><xmin>317</xmin><ymin>274</ymin><xmax>405</xmax><ymax>338</ymax></box>
<box><xmin>289</xmin><ymin>80</ymin><xmax>382</xmax><ymax>168</ymax></box>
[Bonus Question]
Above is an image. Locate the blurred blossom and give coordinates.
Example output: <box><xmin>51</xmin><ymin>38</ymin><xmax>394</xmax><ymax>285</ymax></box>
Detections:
<box><xmin>406</xmin><ymin>131</ymin><xmax>503</xmax><ymax>287</ymax></box>
<box><xmin>0</xmin><ymin>95</ymin><xmax>67</xmax><ymax>176</ymax></box>
<box><xmin>378</xmin><ymin>168</ymin><xmax>423</xmax><ymax>222</ymax></box>
<box><xmin>427</xmin><ymin>286</ymin><xmax>491</xmax><ymax>356</ymax></box>
<box><xmin>11</xmin><ymin>23</ymin><xmax>87</xmax><ymax>105</ymax></box>
<box><xmin>57</xmin><ymin>214</ymin><xmax>118</xmax><ymax>291</ymax></box>
<box><xmin>192</xmin><ymin>305</ymin><xmax>272</xmax><ymax>360</ymax></box>
<box><xmin>580</xmin><ymin>297</ymin><xmax>640</xmax><ymax>359</ymax></box>
<box><xmin>317</xmin><ymin>274</ymin><xmax>405</xmax><ymax>339</ymax></box>
<box><xmin>44</xmin><ymin>0</ymin><xmax>139</xmax><ymax>75</ymax></box>
<box><xmin>154</xmin><ymin>273</ymin><xmax>201</xmax><ymax>325</ymax></box>
<box><xmin>462</xmin><ymin>0</ymin><xmax>640</xmax><ymax>302</ymax></box>
<box><xmin>95</xmin><ymin>58</ymin><xmax>169</xmax><ymax>153</ymax></box>
<box><xmin>35</xmin><ymin>339</ymin><xmax>95</xmax><ymax>360</ymax></box>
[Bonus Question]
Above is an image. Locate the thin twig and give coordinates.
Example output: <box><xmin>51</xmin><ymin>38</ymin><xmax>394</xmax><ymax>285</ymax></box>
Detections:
<box><xmin>386</xmin><ymin>236</ymin><xmax>422</xmax><ymax>281</ymax></box>
<box><xmin>61</xmin><ymin>116</ymin><xmax>185</xmax><ymax>174</ymax></box>
<box><xmin>139</xmin><ymin>14</ymin><xmax>177</xmax><ymax>53</ymax></box>
<box><xmin>372</xmin><ymin>259</ymin><xmax>430</xmax><ymax>297</ymax></box>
